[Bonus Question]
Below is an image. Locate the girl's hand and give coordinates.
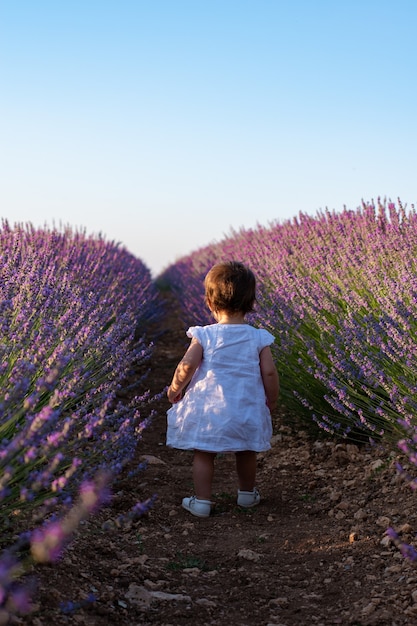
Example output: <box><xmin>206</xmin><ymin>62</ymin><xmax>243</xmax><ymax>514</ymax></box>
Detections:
<box><xmin>167</xmin><ymin>338</ymin><xmax>203</xmax><ymax>404</ymax></box>
<box><xmin>167</xmin><ymin>386</ymin><xmax>182</xmax><ymax>404</ymax></box>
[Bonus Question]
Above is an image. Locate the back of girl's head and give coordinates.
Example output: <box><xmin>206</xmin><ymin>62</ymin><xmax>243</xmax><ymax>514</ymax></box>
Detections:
<box><xmin>204</xmin><ymin>261</ymin><xmax>256</xmax><ymax>314</ymax></box>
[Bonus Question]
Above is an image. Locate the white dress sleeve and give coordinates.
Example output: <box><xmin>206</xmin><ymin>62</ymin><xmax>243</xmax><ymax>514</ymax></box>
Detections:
<box><xmin>257</xmin><ymin>328</ymin><xmax>275</xmax><ymax>350</ymax></box>
<box><xmin>186</xmin><ymin>326</ymin><xmax>206</xmax><ymax>347</ymax></box>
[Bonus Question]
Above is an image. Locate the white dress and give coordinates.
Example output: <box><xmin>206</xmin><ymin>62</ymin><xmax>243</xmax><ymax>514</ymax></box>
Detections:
<box><xmin>166</xmin><ymin>324</ymin><xmax>274</xmax><ymax>452</ymax></box>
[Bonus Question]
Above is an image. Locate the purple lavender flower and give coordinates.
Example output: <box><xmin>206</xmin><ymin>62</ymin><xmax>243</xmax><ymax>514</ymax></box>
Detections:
<box><xmin>160</xmin><ymin>199</ymin><xmax>417</xmax><ymax>447</ymax></box>
<box><xmin>0</xmin><ymin>222</ymin><xmax>163</xmax><ymax>550</ymax></box>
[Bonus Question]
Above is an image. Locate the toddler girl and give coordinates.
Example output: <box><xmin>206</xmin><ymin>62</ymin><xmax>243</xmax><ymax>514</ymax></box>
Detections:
<box><xmin>166</xmin><ymin>261</ymin><xmax>279</xmax><ymax>518</ymax></box>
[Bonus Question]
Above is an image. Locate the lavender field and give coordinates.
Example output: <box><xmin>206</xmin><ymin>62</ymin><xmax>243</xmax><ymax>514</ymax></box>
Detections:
<box><xmin>3</xmin><ymin>199</ymin><xmax>417</xmax><ymax>616</ymax></box>
<box><xmin>162</xmin><ymin>199</ymin><xmax>417</xmax><ymax>448</ymax></box>
<box><xmin>0</xmin><ymin>222</ymin><xmax>163</xmax><ymax>613</ymax></box>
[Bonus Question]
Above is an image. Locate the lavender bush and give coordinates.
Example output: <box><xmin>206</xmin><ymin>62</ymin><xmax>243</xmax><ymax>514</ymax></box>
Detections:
<box><xmin>160</xmin><ymin>199</ymin><xmax>417</xmax><ymax>443</ymax></box>
<box><xmin>0</xmin><ymin>221</ymin><xmax>163</xmax><ymax>546</ymax></box>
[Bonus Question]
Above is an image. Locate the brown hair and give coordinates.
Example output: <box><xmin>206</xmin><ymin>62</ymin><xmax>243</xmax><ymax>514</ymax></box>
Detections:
<box><xmin>204</xmin><ymin>261</ymin><xmax>256</xmax><ymax>314</ymax></box>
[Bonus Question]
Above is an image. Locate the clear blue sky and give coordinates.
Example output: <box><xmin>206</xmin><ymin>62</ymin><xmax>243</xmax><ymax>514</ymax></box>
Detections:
<box><xmin>1</xmin><ymin>1</ymin><xmax>416</xmax><ymax>276</ymax></box>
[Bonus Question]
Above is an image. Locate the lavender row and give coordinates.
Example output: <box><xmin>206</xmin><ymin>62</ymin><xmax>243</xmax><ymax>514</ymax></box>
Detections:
<box><xmin>161</xmin><ymin>199</ymin><xmax>417</xmax><ymax>444</ymax></box>
<box><xmin>0</xmin><ymin>221</ymin><xmax>163</xmax><ymax>546</ymax></box>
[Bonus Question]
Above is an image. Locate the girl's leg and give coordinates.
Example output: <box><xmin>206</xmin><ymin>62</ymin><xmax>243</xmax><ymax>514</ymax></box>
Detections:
<box><xmin>193</xmin><ymin>450</ymin><xmax>216</xmax><ymax>500</ymax></box>
<box><xmin>235</xmin><ymin>450</ymin><xmax>257</xmax><ymax>491</ymax></box>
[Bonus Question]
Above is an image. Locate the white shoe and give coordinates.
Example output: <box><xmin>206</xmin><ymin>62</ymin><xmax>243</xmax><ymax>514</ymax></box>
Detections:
<box><xmin>237</xmin><ymin>488</ymin><xmax>261</xmax><ymax>508</ymax></box>
<box><xmin>182</xmin><ymin>496</ymin><xmax>212</xmax><ymax>518</ymax></box>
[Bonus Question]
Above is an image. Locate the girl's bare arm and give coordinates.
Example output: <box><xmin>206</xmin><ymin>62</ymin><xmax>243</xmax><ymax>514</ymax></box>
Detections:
<box><xmin>260</xmin><ymin>346</ymin><xmax>280</xmax><ymax>411</ymax></box>
<box><xmin>167</xmin><ymin>338</ymin><xmax>203</xmax><ymax>403</ymax></box>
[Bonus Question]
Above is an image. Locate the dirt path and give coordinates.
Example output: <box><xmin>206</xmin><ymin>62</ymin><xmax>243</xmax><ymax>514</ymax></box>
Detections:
<box><xmin>26</xmin><ymin>293</ymin><xmax>417</xmax><ymax>626</ymax></box>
